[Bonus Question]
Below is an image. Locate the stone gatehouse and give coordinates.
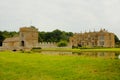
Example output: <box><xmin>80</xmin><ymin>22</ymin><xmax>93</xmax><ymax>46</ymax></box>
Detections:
<box><xmin>70</xmin><ymin>29</ymin><xmax>115</xmax><ymax>48</ymax></box>
<box><xmin>2</xmin><ymin>27</ymin><xmax>38</xmax><ymax>50</ymax></box>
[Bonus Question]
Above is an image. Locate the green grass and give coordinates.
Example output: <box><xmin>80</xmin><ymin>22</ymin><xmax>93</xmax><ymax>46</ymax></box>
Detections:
<box><xmin>0</xmin><ymin>51</ymin><xmax>120</xmax><ymax>80</ymax></box>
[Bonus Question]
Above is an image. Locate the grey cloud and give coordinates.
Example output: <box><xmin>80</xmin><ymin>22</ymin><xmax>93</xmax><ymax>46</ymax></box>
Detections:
<box><xmin>0</xmin><ymin>0</ymin><xmax>120</xmax><ymax>38</ymax></box>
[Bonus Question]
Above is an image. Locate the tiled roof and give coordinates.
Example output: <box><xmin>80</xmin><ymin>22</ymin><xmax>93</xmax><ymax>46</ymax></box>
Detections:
<box><xmin>3</xmin><ymin>37</ymin><xmax>20</xmax><ymax>42</ymax></box>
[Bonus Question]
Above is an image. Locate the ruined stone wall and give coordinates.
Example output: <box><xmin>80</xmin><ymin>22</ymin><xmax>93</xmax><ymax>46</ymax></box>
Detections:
<box><xmin>37</xmin><ymin>42</ymin><xmax>72</xmax><ymax>49</ymax></box>
<box><xmin>2</xmin><ymin>37</ymin><xmax>20</xmax><ymax>50</ymax></box>
<box><xmin>0</xmin><ymin>47</ymin><xmax>3</xmax><ymax>51</ymax></box>
<box><xmin>2</xmin><ymin>41</ymin><xmax>20</xmax><ymax>50</ymax></box>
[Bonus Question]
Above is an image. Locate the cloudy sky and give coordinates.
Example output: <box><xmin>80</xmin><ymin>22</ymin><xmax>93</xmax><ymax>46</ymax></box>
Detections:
<box><xmin>0</xmin><ymin>0</ymin><xmax>120</xmax><ymax>38</ymax></box>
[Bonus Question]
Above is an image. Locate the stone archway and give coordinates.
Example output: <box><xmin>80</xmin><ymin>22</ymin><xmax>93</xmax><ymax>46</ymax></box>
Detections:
<box><xmin>21</xmin><ymin>41</ymin><xmax>25</xmax><ymax>47</ymax></box>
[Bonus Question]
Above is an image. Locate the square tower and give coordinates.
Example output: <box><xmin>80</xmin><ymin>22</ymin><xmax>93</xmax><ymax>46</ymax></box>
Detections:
<box><xmin>19</xmin><ymin>27</ymin><xmax>38</xmax><ymax>49</ymax></box>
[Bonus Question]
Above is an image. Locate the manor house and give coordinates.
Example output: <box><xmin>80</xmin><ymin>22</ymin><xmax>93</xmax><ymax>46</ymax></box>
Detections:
<box><xmin>2</xmin><ymin>27</ymin><xmax>38</xmax><ymax>50</ymax></box>
<box><xmin>70</xmin><ymin>29</ymin><xmax>115</xmax><ymax>48</ymax></box>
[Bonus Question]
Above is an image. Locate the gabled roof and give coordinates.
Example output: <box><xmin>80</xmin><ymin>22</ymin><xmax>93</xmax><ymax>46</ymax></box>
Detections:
<box><xmin>3</xmin><ymin>37</ymin><xmax>20</xmax><ymax>43</ymax></box>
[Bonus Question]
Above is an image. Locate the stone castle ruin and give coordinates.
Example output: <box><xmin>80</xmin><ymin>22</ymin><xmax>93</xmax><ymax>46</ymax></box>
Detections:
<box><xmin>1</xmin><ymin>26</ymin><xmax>71</xmax><ymax>51</ymax></box>
<box><xmin>2</xmin><ymin>27</ymin><xmax>38</xmax><ymax>51</ymax></box>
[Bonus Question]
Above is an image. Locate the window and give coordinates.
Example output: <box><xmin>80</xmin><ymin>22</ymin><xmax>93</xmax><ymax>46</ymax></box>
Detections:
<box><xmin>99</xmin><ymin>36</ymin><xmax>104</xmax><ymax>40</ymax></box>
<box><xmin>99</xmin><ymin>41</ymin><xmax>104</xmax><ymax>46</ymax></box>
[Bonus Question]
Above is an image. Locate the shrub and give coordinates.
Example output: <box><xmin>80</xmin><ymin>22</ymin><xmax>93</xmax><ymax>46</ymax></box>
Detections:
<box><xmin>32</xmin><ymin>47</ymin><xmax>42</xmax><ymax>49</ymax></box>
<box><xmin>31</xmin><ymin>47</ymin><xmax>42</xmax><ymax>52</ymax></box>
<box><xmin>57</xmin><ymin>40</ymin><xmax>68</xmax><ymax>47</ymax></box>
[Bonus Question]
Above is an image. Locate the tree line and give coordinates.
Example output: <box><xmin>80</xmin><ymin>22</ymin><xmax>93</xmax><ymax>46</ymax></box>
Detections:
<box><xmin>38</xmin><ymin>29</ymin><xmax>73</xmax><ymax>42</ymax></box>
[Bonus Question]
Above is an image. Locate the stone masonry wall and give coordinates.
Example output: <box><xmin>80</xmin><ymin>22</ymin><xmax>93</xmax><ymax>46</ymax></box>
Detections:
<box><xmin>37</xmin><ymin>42</ymin><xmax>72</xmax><ymax>49</ymax></box>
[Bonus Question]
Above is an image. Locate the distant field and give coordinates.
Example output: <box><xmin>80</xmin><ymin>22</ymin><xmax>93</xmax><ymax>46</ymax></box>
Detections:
<box><xmin>0</xmin><ymin>51</ymin><xmax>120</xmax><ymax>80</ymax></box>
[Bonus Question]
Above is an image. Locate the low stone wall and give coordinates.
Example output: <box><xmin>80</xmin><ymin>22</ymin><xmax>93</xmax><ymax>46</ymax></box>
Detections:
<box><xmin>37</xmin><ymin>42</ymin><xmax>72</xmax><ymax>49</ymax></box>
<box><xmin>38</xmin><ymin>42</ymin><xmax>56</xmax><ymax>48</ymax></box>
<box><xmin>0</xmin><ymin>42</ymin><xmax>72</xmax><ymax>51</ymax></box>
<box><xmin>0</xmin><ymin>47</ymin><xmax>3</xmax><ymax>51</ymax></box>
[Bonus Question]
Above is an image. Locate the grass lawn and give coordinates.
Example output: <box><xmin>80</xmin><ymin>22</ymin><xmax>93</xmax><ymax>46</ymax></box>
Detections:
<box><xmin>0</xmin><ymin>51</ymin><xmax>120</xmax><ymax>80</ymax></box>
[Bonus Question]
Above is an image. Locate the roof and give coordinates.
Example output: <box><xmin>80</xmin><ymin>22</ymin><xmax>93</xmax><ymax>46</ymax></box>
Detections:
<box><xmin>3</xmin><ymin>37</ymin><xmax>20</xmax><ymax>43</ymax></box>
<box><xmin>20</xmin><ymin>27</ymin><xmax>38</xmax><ymax>32</ymax></box>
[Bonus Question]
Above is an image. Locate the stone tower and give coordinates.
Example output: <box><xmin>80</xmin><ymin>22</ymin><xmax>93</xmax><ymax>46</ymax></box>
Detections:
<box><xmin>19</xmin><ymin>27</ymin><xmax>38</xmax><ymax>49</ymax></box>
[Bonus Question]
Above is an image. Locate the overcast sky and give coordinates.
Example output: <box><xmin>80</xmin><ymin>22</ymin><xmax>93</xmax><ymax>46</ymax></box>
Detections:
<box><xmin>0</xmin><ymin>0</ymin><xmax>120</xmax><ymax>38</ymax></box>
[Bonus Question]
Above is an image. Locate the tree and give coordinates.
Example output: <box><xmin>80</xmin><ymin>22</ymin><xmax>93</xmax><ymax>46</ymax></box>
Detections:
<box><xmin>52</xmin><ymin>29</ymin><xmax>63</xmax><ymax>42</ymax></box>
<box><xmin>0</xmin><ymin>31</ymin><xmax>5</xmax><ymax>46</ymax></box>
<box><xmin>114</xmin><ymin>35</ymin><xmax>120</xmax><ymax>43</ymax></box>
<box><xmin>38</xmin><ymin>29</ymin><xmax>73</xmax><ymax>42</ymax></box>
<box><xmin>114</xmin><ymin>35</ymin><xmax>120</xmax><ymax>47</ymax></box>
<box><xmin>38</xmin><ymin>31</ymin><xmax>46</xmax><ymax>42</ymax></box>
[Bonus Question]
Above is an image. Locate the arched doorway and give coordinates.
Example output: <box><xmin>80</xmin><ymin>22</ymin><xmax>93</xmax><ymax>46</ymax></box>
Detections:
<box><xmin>21</xmin><ymin>41</ymin><xmax>25</xmax><ymax>47</ymax></box>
